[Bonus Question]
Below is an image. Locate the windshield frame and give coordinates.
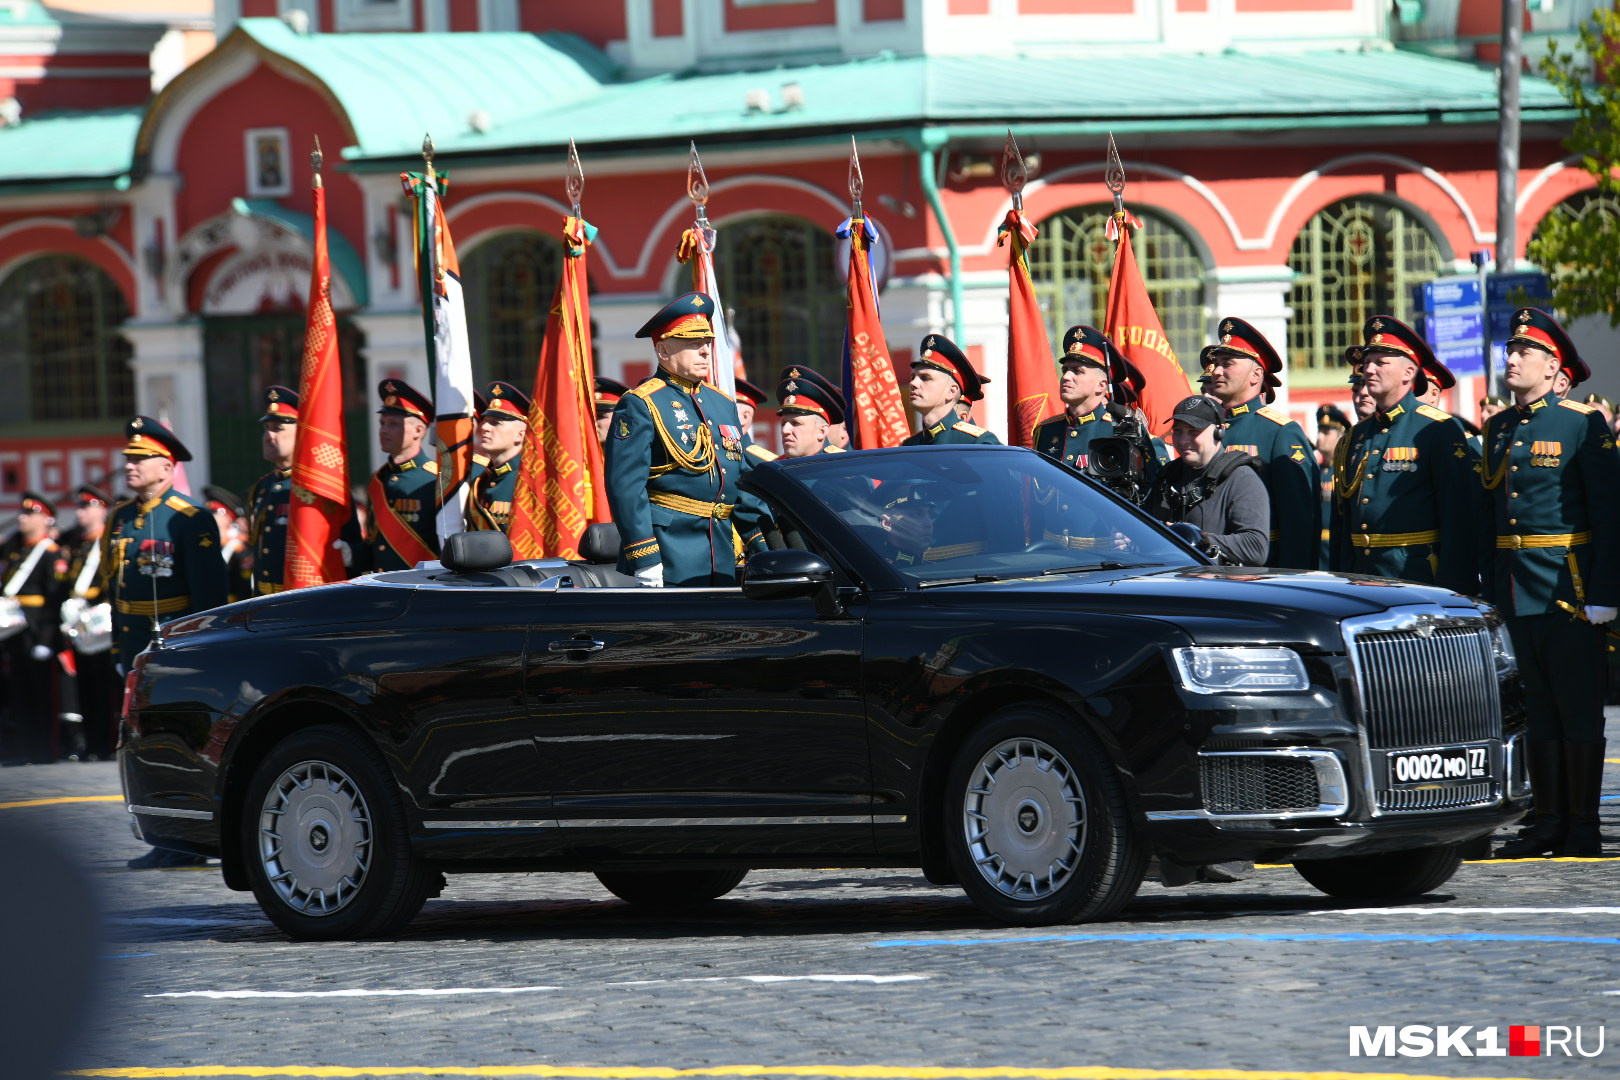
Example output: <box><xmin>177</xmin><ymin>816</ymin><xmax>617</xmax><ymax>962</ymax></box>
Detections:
<box><xmin>740</xmin><ymin>445</ymin><xmax>1208</xmax><ymax>592</ymax></box>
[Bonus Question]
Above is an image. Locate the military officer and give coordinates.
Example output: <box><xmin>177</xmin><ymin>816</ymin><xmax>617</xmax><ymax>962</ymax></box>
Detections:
<box><xmin>734</xmin><ymin>377</ymin><xmax>769</xmax><ymax>434</ymax></box>
<box><xmin>876</xmin><ymin>485</ymin><xmax>938</xmax><ymax>568</ymax></box>
<box><xmin>1033</xmin><ymin>326</ymin><xmax>1144</xmax><ymax>469</ymax></box>
<box><xmin>1327</xmin><ymin>316</ymin><xmax>1482</xmax><ymax>594</ymax></box>
<box><xmin>777</xmin><ymin>366</ymin><xmax>849</xmax><ymax>458</ymax></box>
<box><xmin>1315</xmin><ymin>403</ymin><xmax>1351</xmax><ymax>565</ymax></box>
<box><xmin>1</xmin><ymin>491</ymin><xmax>64</xmax><ymax>764</ymax></box>
<box><xmin>363</xmin><ymin>379</ymin><xmax>440</xmax><ymax>572</ymax></box>
<box><xmin>466</xmin><ymin>380</ymin><xmax>528</xmax><ymax>532</ymax></box>
<box><xmin>1583</xmin><ymin>393</ymin><xmax>1615</xmax><ymax>429</ymax></box>
<box><xmin>1484</xmin><ymin>309</ymin><xmax>1620</xmax><ymax>858</ymax></box>
<box><xmin>604</xmin><ymin>292</ymin><xmax>771</xmax><ymax>587</ymax></box>
<box><xmin>1205</xmin><ymin>317</ymin><xmax>1319</xmax><ymax>569</ymax></box>
<box><xmin>203</xmin><ymin>486</ymin><xmax>251</xmax><ymax>603</ymax></box>
<box><xmin>57</xmin><ymin>484</ymin><xmax>119</xmax><ymax>761</ymax></box>
<box><xmin>594</xmin><ymin>376</ymin><xmax>628</xmax><ymax>447</ymax></box>
<box><xmin>103</xmin><ymin>417</ymin><xmax>227</xmax><ymax>673</ymax></box>
<box><xmin>1480</xmin><ymin>395</ymin><xmax>1507</xmax><ymax>426</ymax></box>
<box><xmin>903</xmin><ymin>335</ymin><xmax>1000</xmax><ymax>445</ymax></box>
<box><xmin>243</xmin><ymin>386</ymin><xmax>298</xmax><ymax>594</ymax></box>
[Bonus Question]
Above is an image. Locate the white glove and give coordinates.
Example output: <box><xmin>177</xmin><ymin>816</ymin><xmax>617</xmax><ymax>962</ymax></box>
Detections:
<box><xmin>31</xmin><ymin>644</ymin><xmax>51</xmax><ymax>661</ymax></box>
<box><xmin>634</xmin><ymin>564</ymin><xmax>665</xmax><ymax>588</ymax></box>
<box><xmin>332</xmin><ymin>539</ymin><xmax>353</xmax><ymax>568</ymax></box>
<box><xmin>1585</xmin><ymin>605</ymin><xmax>1618</xmax><ymax>625</ymax></box>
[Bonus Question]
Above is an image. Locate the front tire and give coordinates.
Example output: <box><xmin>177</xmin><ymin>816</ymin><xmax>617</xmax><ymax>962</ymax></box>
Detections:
<box><xmin>241</xmin><ymin>725</ymin><xmax>434</xmax><ymax>940</ymax></box>
<box><xmin>594</xmin><ymin>868</ymin><xmax>749</xmax><ymax>908</ymax></box>
<box><xmin>944</xmin><ymin>705</ymin><xmax>1146</xmax><ymax>926</ymax></box>
<box><xmin>1293</xmin><ymin>843</ymin><xmax>1463</xmax><ymax>899</ymax></box>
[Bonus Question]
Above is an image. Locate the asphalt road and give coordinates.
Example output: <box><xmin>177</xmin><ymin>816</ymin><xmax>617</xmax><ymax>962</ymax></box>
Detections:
<box><xmin>3</xmin><ymin>715</ymin><xmax>1617</xmax><ymax>1080</ymax></box>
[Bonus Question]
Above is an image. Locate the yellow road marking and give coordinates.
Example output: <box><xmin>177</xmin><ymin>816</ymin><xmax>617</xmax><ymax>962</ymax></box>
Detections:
<box><xmin>61</xmin><ymin>1068</ymin><xmax>1580</xmax><ymax>1080</ymax></box>
<box><xmin>0</xmin><ymin>794</ymin><xmax>121</xmax><ymax>810</ymax></box>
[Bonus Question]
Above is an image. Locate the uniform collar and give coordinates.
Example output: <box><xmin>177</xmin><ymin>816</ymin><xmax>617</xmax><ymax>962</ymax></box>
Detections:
<box><xmin>1070</xmin><ymin>406</ymin><xmax>1101</xmax><ymax>426</ymax></box>
<box><xmin>137</xmin><ymin>482</ymin><xmax>173</xmax><ymax>512</ymax></box>
<box><xmin>276</xmin><ymin>465</ymin><xmax>292</xmax><ymax>479</ymax></box>
<box><xmin>1376</xmin><ymin>392</ymin><xmax>1415</xmax><ymax>425</ymax></box>
<box><xmin>1226</xmin><ymin>393</ymin><xmax>1264</xmax><ymax>418</ymax></box>
<box><xmin>926</xmin><ymin>420</ymin><xmax>948</xmax><ymax>438</ymax></box>
<box><xmin>1517</xmin><ymin>390</ymin><xmax>1555</xmax><ymax>414</ymax></box>
<box><xmin>491</xmin><ymin>457</ymin><xmax>517</xmax><ymax>477</ymax></box>
<box><xmin>659</xmin><ymin>368</ymin><xmax>702</xmax><ymax>393</ymax></box>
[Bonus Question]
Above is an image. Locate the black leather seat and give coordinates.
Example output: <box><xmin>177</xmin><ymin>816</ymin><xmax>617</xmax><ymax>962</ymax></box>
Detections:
<box><xmin>579</xmin><ymin>522</ymin><xmax>620</xmax><ymax>564</ymax></box>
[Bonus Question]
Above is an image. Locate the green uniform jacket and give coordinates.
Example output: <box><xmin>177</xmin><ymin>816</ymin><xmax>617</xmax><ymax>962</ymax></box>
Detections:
<box><xmin>101</xmin><ymin>486</ymin><xmax>227</xmax><ymax>670</ymax></box>
<box><xmin>1327</xmin><ymin>393</ymin><xmax>1483</xmax><ymax>594</ymax></box>
<box><xmin>247</xmin><ymin>465</ymin><xmax>291</xmax><ymax>594</ymax></box>
<box><xmin>902</xmin><ymin>418</ymin><xmax>1002</xmax><ymax>446</ymax></box>
<box><xmin>465</xmin><ymin>453</ymin><xmax>521</xmax><ymax>532</ymax></box>
<box><xmin>1221</xmin><ymin>394</ymin><xmax>1319</xmax><ymax>570</ymax></box>
<box><xmin>605</xmin><ymin>371</ymin><xmax>771</xmax><ymax>586</ymax></box>
<box><xmin>365</xmin><ymin>450</ymin><xmax>440</xmax><ymax>572</ymax></box>
<box><xmin>1481</xmin><ymin>393</ymin><xmax>1620</xmax><ymax>617</ymax></box>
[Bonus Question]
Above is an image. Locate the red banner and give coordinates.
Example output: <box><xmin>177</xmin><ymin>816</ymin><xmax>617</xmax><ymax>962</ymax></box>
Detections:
<box><xmin>286</xmin><ymin>177</ymin><xmax>350</xmax><ymax>588</ymax></box>
<box><xmin>1105</xmin><ymin>217</ymin><xmax>1191</xmax><ymax>434</ymax></box>
<box><xmin>507</xmin><ymin>216</ymin><xmax>605</xmax><ymax>560</ymax></box>
<box><xmin>999</xmin><ymin>209</ymin><xmax>1058</xmax><ymax>448</ymax></box>
<box><xmin>841</xmin><ymin>216</ymin><xmax>909</xmax><ymax>449</ymax></box>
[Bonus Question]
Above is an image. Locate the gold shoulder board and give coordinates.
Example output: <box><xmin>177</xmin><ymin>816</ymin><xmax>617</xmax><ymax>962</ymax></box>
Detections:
<box><xmin>165</xmin><ymin>495</ymin><xmax>200</xmax><ymax>516</ymax></box>
<box><xmin>1415</xmin><ymin>404</ymin><xmax>1453</xmax><ymax>422</ymax></box>
<box><xmin>1257</xmin><ymin>406</ymin><xmax>1291</xmax><ymax>426</ymax></box>
<box><xmin>424</xmin><ymin>460</ymin><xmax>441</xmax><ymax>475</ymax></box>
<box><xmin>745</xmin><ymin>444</ymin><xmax>778</xmax><ymax>461</ymax></box>
<box><xmin>629</xmin><ymin>378</ymin><xmax>668</xmax><ymax>400</ymax></box>
<box><xmin>1559</xmin><ymin>399</ymin><xmax>1598</xmax><ymax>415</ymax></box>
<box><xmin>953</xmin><ymin>421</ymin><xmax>987</xmax><ymax>436</ymax></box>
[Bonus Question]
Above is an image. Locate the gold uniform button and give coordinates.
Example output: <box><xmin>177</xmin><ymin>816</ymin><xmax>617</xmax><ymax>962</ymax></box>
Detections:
<box><xmin>1511</xmin><ymin>466</ymin><xmax>1518</xmax><ymax>472</ymax></box>
<box><xmin>1515</xmin><ymin>441</ymin><xmax>1523</xmax><ymax>447</ymax></box>
<box><xmin>1509</xmin><ymin>518</ymin><xmax>1517</xmax><ymax>525</ymax></box>
<box><xmin>1511</xmin><ymin>492</ymin><xmax>1519</xmax><ymax>499</ymax></box>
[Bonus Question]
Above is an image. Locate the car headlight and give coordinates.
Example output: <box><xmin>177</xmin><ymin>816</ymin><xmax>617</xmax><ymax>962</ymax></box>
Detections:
<box><xmin>1490</xmin><ymin>620</ymin><xmax>1517</xmax><ymax>676</ymax></box>
<box><xmin>1172</xmin><ymin>646</ymin><xmax>1310</xmax><ymax>693</ymax></box>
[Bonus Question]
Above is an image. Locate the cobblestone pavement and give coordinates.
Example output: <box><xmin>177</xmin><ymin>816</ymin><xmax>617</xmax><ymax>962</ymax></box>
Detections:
<box><xmin>2</xmin><ymin>714</ymin><xmax>1617</xmax><ymax>1080</ymax></box>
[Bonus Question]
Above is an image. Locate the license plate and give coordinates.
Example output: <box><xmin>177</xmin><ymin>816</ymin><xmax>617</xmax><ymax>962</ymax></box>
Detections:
<box><xmin>1387</xmin><ymin>744</ymin><xmax>1491</xmax><ymax>785</ymax></box>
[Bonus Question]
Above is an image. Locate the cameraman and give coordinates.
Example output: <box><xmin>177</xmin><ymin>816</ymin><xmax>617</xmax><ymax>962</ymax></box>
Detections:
<box><xmin>1144</xmin><ymin>396</ymin><xmax>1270</xmax><ymax>565</ymax></box>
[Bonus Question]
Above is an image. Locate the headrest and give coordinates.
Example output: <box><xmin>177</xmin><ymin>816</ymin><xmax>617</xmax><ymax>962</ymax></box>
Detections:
<box><xmin>580</xmin><ymin>522</ymin><xmax>621</xmax><ymax>564</ymax></box>
<box><xmin>441</xmin><ymin>530</ymin><xmax>513</xmax><ymax>573</ymax></box>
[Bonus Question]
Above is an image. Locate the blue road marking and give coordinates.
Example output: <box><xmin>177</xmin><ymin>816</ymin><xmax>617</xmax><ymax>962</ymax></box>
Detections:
<box><xmin>872</xmin><ymin>931</ymin><xmax>1620</xmax><ymax>948</ymax></box>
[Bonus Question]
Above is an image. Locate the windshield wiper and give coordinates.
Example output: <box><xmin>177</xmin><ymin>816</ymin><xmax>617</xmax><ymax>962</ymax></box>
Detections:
<box><xmin>917</xmin><ymin>574</ymin><xmax>1003</xmax><ymax>589</ymax></box>
<box><xmin>1039</xmin><ymin>561</ymin><xmax>1159</xmax><ymax>575</ymax></box>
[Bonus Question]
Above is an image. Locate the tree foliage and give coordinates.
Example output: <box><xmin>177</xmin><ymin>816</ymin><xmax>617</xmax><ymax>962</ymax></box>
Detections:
<box><xmin>1528</xmin><ymin>7</ymin><xmax>1620</xmax><ymax>326</ymax></box>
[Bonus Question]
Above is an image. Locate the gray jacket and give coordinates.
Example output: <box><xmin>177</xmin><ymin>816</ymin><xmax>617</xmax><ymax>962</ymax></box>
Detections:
<box><xmin>1144</xmin><ymin>452</ymin><xmax>1271</xmax><ymax>566</ymax></box>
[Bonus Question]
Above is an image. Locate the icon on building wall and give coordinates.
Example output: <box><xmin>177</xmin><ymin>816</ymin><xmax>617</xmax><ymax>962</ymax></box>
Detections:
<box><xmin>244</xmin><ymin>128</ymin><xmax>291</xmax><ymax>197</ymax></box>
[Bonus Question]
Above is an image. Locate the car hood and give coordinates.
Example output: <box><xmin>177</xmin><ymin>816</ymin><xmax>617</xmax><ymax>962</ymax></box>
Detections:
<box><xmin>915</xmin><ymin>565</ymin><xmax>1482</xmax><ymax>651</ymax></box>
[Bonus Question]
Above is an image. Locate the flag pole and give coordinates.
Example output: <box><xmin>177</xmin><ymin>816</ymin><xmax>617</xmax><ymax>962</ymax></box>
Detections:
<box><xmin>1002</xmin><ymin>129</ymin><xmax>1028</xmax><ymax>213</ymax></box>
<box><xmin>1105</xmin><ymin>131</ymin><xmax>1126</xmax><ymax>222</ymax></box>
<box><xmin>688</xmin><ymin>141</ymin><xmax>709</xmax><ymax>228</ymax></box>
<box><xmin>848</xmin><ymin>135</ymin><xmax>864</xmax><ymax>219</ymax></box>
<box><xmin>567</xmin><ymin>137</ymin><xmax>584</xmax><ymax>218</ymax></box>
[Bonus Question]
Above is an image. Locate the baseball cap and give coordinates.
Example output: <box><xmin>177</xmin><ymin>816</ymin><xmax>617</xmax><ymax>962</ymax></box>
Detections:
<box><xmin>1170</xmin><ymin>395</ymin><xmax>1225</xmax><ymax>431</ymax></box>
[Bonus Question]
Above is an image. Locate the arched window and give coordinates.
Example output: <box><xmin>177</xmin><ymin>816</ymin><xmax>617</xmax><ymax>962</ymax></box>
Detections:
<box><xmin>462</xmin><ymin>231</ymin><xmax>564</xmax><ymax>386</ymax></box>
<box><xmin>1287</xmin><ymin>199</ymin><xmax>1443</xmax><ymax>370</ymax></box>
<box><xmin>0</xmin><ymin>255</ymin><xmax>133</xmax><ymax>426</ymax></box>
<box><xmin>711</xmin><ymin>215</ymin><xmax>845</xmax><ymax>378</ymax></box>
<box><xmin>1528</xmin><ymin>189</ymin><xmax>1620</xmax><ymax>312</ymax></box>
<box><xmin>1026</xmin><ymin>205</ymin><xmax>1209</xmax><ymax>371</ymax></box>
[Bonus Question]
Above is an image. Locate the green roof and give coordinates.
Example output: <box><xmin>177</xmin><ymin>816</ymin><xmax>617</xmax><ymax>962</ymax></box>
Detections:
<box><xmin>0</xmin><ymin>107</ymin><xmax>142</xmax><ymax>190</ymax></box>
<box><xmin>231</xmin><ymin>18</ymin><xmax>616</xmax><ymax>161</ymax></box>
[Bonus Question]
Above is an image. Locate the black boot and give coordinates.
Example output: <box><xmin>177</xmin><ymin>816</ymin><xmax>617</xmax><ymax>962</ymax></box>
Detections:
<box><xmin>1498</xmin><ymin>741</ymin><xmax>1567</xmax><ymax>858</ymax></box>
<box><xmin>1561</xmin><ymin>740</ymin><xmax>1606</xmax><ymax>857</ymax></box>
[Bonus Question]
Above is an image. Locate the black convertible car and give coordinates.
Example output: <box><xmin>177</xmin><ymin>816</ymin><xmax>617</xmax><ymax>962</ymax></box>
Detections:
<box><xmin>121</xmin><ymin>446</ymin><xmax>1526</xmax><ymax>939</ymax></box>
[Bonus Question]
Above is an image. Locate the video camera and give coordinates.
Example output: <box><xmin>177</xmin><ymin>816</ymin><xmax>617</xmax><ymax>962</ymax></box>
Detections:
<box><xmin>1082</xmin><ymin>403</ymin><xmax>1155</xmax><ymax>504</ymax></box>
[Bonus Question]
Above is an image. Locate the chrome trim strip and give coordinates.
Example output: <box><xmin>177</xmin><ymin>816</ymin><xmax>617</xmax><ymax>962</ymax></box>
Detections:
<box><xmin>423</xmin><ymin>819</ymin><xmax>560</xmax><ymax>830</ymax></box>
<box><xmin>421</xmin><ymin>813</ymin><xmax>895</xmax><ymax>830</ymax></box>
<box><xmin>1504</xmin><ymin>733</ymin><xmax>1529</xmax><ymax>800</ymax></box>
<box><xmin>1192</xmin><ymin>748</ymin><xmax>1350</xmax><ymax>820</ymax></box>
<box><xmin>127</xmin><ymin>804</ymin><xmax>215</xmax><ymax>821</ymax></box>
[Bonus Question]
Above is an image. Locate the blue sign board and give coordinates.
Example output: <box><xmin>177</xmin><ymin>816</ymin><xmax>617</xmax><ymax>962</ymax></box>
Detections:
<box><xmin>1485</xmin><ymin>272</ymin><xmax>1552</xmax><ymax>337</ymax></box>
<box><xmin>1417</xmin><ymin>278</ymin><xmax>1481</xmax><ymax>311</ymax></box>
<box><xmin>1413</xmin><ymin>276</ymin><xmax>1486</xmax><ymax>376</ymax></box>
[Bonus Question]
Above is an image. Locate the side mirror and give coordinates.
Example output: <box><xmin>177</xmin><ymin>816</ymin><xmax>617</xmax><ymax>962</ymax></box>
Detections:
<box><xmin>742</xmin><ymin>549</ymin><xmax>843</xmax><ymax>616</ymax></box>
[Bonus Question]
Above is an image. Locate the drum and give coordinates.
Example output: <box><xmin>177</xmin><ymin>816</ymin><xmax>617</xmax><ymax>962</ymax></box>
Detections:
<box><xmin>0</xmin><ymin>596</ymin><xmax>26</xmax><ymax>641</ymax></box>
<box><xmin>61</xmin><ymin>598</ymin><xmax>114</xmax><ymax>655</ymax></box>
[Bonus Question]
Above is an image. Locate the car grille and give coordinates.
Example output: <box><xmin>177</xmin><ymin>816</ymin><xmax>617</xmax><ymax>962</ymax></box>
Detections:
<box><xmin>1201</xmin><ymin>755</ymin><xmax>1320</xmax><ymax>814</ymax></box>
<box><xmin>1352</xmin><ymin>625</ymin><xmax>1500</xmax><ymax>750</ymax></box>
<box><xmin>1374</xmin><ymin>781</ymin><xmax>1495</xmax><ymax>813</ymax></box>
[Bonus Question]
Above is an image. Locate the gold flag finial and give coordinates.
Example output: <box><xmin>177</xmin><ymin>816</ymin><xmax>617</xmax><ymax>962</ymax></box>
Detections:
<box><xmin>311</xmin><ymin>135</ymin><xmax>323</xmax><ymax>189</ymax></box>
<box><xmin>422</xmin><ymin>133</ymin><xmax>436</xmax><ymax>183</ymax></box>
<box><xmin>1105</xmin><ymin>132</ymin><xmax>1126</xmax><ymax>218</ymax></box>
<box><xmin>848</xmin><ymin>136</ymin><xmax>864</xmax><ymax>218</ymax></box>
<box><xmin>1002</xmin><ymin>129</ymin><xmax>1028</xmax><ymax>212</ymax></box>
<box><xmin>566</xmin><ymin>138</ymin><xmax>584</xmax><ymax>217</ymax></box>
<box><xmin>687</xmin><ymin>141</ymin><xmax>710</xmax><ymax>224</ymax></box>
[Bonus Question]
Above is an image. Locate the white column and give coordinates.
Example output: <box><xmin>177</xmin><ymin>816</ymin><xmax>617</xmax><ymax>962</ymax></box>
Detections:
<box><xmin>351</xmin><ymin>311</ymin><xmax>430</xmax><ymax>473</ymax></box>
<box><xmin>1213</xmin><ymin>265</ymin><xmax>1295</xmax><ymax>408</ymax></box>
<box><xmin>121</xmin><ymin>320</ymin><xmax>210</xmax><ymax>490</ymax></box>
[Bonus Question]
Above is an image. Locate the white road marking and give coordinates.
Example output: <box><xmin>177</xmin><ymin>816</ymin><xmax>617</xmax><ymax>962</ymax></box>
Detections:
<box><xmin>146</xmin><ymin>974</ymin><xmax>932</xmax><ymax>1000</ymax></box>
<box><xmin>1305</xmin><ymin>906</ymin><xmax>1620</xmax><ymax>916</ymax></box>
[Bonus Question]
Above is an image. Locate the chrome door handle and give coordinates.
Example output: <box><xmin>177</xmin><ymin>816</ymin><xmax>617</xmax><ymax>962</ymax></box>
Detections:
<box><xmin>549</xmin><ymin>637</ymin><xmax>606</xmax><ymax>653</ymax></box>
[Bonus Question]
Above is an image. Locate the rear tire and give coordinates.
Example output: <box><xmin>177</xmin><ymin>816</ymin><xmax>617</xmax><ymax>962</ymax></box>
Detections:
<box><xmin>1293</xmin><ymin>843</ymin><xmax>1463</xmax><ymax>899</ymax></box>
<box><xmin>944</xmin><ymin>704</ymin><xmax>1146</xmax><ymax>926</ymax></box>
<box><xmin>241</xmin><ymin>725</ymin><xmax>434</xmax><ymax>940</ymax></box>
<box><xmin>594</xmin><ymin>868</ymin><xmax>749</xmax><ymax>908</ymax></box>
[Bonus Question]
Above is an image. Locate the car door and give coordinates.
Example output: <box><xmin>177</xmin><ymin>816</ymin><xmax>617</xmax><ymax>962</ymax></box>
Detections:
<box><xmin>523</xmin><ymin>584</ymin><xmax>870</xmax><ymax>857</ymax></box>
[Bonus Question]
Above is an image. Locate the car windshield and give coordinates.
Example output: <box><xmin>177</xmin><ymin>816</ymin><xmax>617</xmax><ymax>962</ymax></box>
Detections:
<box><xmin>781</xmin><ymin>448</ymin><xmax>1196</xmax><ymax>586</ymax></box>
